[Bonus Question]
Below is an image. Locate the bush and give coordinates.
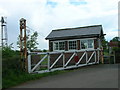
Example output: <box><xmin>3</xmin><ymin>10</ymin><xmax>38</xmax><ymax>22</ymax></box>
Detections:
<box><xmin>112</xmin><ymin>47</ymin><xmax>120</xmax><ymax>52</ymax></box>
<box><xmin>2</xmin><ymin>46</ymin><xmax>22</xmax><ymax>88</ymax></box>
<box><xmin>42</xmin><ymin>49</ymin><xmax>47</xmax><ymax>52</ymax></box>
<box><xmin>2</xmin><ymin>46</ymin><xmax>69</xmax><ymax>89</ymax></box>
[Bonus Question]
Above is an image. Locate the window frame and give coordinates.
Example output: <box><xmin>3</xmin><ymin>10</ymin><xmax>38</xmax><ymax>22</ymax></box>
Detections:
<box><xmin>53</xmin><ymin>41</ymin><xmax>65</xmax><ymax>51</ymax></box>
<box><xmin>52</xmin><ymin>38</ymin><xmax>95</xmax><ymax>51</ymax></box>
<box><xmin>80</xmin><ymin>39</ymin><xmax>94</xmax><ymax>50</ymax></box>
<box><xmin>68</xmin><ymin>40</ymin><xmax>77</xmax><ymax>51</ymax></box>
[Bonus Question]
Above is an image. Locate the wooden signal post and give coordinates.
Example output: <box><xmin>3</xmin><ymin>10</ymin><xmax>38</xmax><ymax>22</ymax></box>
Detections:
<box><xmin>20</xmin><ymin>18</ymin><xmax>28</xmax><ymax>72</ymax></box>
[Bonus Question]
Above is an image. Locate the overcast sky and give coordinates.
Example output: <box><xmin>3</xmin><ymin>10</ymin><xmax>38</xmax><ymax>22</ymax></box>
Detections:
<box><xmin>0</xmin><ymin>0</ymin><xmax>119</xmax><ymax>50</ymax></box>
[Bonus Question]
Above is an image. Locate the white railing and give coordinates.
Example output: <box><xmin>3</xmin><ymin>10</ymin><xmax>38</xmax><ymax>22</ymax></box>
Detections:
<box><xmin>28</xmin><ymin>49</ymin><xmax>101</xmax><ymax>73</ymax></box>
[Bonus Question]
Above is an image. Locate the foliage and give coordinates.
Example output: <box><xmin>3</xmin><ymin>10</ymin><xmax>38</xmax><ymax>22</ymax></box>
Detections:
<box><xmin>110</xmin><ymin>37</ymin><xmax>120</xmax><ymax>52</ymax></box>
<box><xmin>27</xmin><ymin>31</ymin><xmax>39</xmax><ymax>51</ymax></box>
<box><xmin>2</xmin><ymin>43</ymin><xmax>16</xmax><ymax>58</ymax></box>
<box><xmin>101</xmin><ymin>37</ymin><xmax>108</xmax><ymax>52</ymax></box>
<box><xmin>112</xmin><ymin>47</ymin><xmax>120</xmax><ymax>52</ymax></box>
<box><xmin>2</xmin><ymin>45</ymin><xmax>69</xmax><ymax>89</ymax></box>
<box><xmin>2</xmin><ymin>45</ymin><xmax>21</xmax><ymax>88</ymax></box>
<box><xmin>42</xmin><ymin>49</ymin><xmax>47</xmax><ymax>52</ymax></box>
<box><xmin>3</xmin><ymin>69</ymin><xmax>68</xmax><ymax>89</ymax></box>
<box><xmin>17</xmin><ymin>31</ymin><xmax>39</xmax><ymax>51</ymax></box>
<box><xmin>110</xmin><ymin>37</ymin><xmax>120</xmax><ymax>42</ymax></box>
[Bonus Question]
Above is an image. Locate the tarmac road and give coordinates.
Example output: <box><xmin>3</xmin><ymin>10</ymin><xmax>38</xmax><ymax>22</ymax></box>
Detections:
<box><xmin>13</xmin><ymin>64</ymin><xmax>118</xmax><ymax>88</ymax></box>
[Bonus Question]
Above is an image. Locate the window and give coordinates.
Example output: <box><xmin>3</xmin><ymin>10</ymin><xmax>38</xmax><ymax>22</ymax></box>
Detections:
<box><xmin>69</xmin><ymin>41</ymin><xmax>77</xmax><ymax>50</ymax></box>
<box><xmin>81</xmin><ymin>40</ymin><xmax>87</xmax><ymax>49</ymax></box>
<box><xmin>59</xmin><ymin>42</ymin><xmax>65</xmax><ymax>50</ymax></box>
<box><xmin>88</xmin><ymin>40</ymin><xmax>94</xmax><ymax>48</ymax></box>
<box><xmin>81</xmin><ymin>39</ymin><xmax>94</xmax><ymax>49</ymax></box>
<box><xmin>54</xmin><ymin>42</ymin><xmax>59</xmax><ymax>50</ymax></box>
<box><xmin>53</xmin><ymin>41</ymin><xmax>65</xmax><ymax>51</ymax></box>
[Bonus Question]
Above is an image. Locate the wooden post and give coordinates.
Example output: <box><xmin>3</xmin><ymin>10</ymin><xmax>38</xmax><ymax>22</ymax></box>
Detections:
<box><xmin>24</xmin><ymin>19</ymin><xmax>28</xmax><ymax>71</ymax></box>
<box><xmin>20</xmin><ymin>19</ymin><xmax>23</xmax><ymax>71</ymax></box>
<box><xmin>101</xmin><ymin>47</ymin><xmax>104</xmax><ymax>64</ymax></box>
<box><xmin>20</xmin><ymin>18</ymin><xmax>28</xmax><ymax>72</ymax></box>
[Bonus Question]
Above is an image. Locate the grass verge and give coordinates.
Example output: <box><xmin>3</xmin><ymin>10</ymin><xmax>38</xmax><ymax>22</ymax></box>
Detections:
<box><xmin>3</xmin><ymin>69</ymin><xmax>70</xmax><ymax>89</ymax></box>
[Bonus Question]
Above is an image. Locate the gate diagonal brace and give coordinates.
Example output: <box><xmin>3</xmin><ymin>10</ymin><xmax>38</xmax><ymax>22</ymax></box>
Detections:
<box><xmin>50</xmin><ymin>53</ymin><xmax>63</xmax><ymax>69</ymax></box>
<box><xmin>87</xmin><ymin>51</ymin><xmax>95</xmax><ymax>64</ymax></box>
<box><xmin>28</xmin><ymin>49</ymin><xmax>101</xmax><ymax>74</ymax></box>
<box><xmin>31</xmin><ymin>54</ymin><xmax>48</xmax><ymax>72</ymax></box>
<box><xmin>64</xmin><ymin>52</ymin><xmax>76</xmax><ymax>67</ymax></box>
<box><xmin>76</xmin><ymin>52</ymin><xmax>86</xmax><ymax>66</ymax></box>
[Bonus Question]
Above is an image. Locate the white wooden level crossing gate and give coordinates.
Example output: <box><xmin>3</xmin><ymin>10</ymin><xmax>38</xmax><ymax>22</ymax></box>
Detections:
<box><xmin>28</xmin><ymin>49</ymin><xmax>101</xmax><ymax>74</ymax></box>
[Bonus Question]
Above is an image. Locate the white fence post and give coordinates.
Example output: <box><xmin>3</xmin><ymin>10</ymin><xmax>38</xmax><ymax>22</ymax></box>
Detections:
<box><xmin>28</xmin><ymin>51</ymin><xmax>31</xmax><ymax>73</ymax></box>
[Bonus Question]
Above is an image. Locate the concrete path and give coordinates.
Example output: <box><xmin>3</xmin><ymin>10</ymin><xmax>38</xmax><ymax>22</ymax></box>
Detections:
<box><xmin>13</xmin><ymin>64</ymin><xmax>118</xmax><ymax>88</ymax></box>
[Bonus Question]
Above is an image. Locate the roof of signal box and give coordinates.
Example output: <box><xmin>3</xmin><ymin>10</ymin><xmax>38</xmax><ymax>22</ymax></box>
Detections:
<box><xmin>45</xmin><ymin>25</ymin><xmax>104</xmax><ymax>40</ymax></box>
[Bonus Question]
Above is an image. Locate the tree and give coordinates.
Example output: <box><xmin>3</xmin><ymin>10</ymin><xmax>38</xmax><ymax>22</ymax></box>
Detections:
<box><xmin>110</xmin><ymin>37</ymin><xmax>120</xmax><ymax>52</ymax></box>
<box><xmin>110</xmin><ymin>37</ymin><xmax>120</xmax><ymax>42</ymax></box>
<box><xmin>2</xmin><ymin>43</ymin><xmax>15</xmax><ymax>58</ymax></box>
<box><xmin>101</xmin><ymin>37</ymin><xmax>108</xmax><ymax>51</ymax></box>
<box><xmin>27</xmin><ymin>31</ymin><xmax>39</xmax><ymax>51</ymax></box>
<box><xmin>17</xmin><ymin>31</ymin><xmax>39</xmax><ymax>51</ymax></box>
<box><xmin>43</xmin><ymin>49</ymin><xmax>47</xmax><ymax>52</ymax></box>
